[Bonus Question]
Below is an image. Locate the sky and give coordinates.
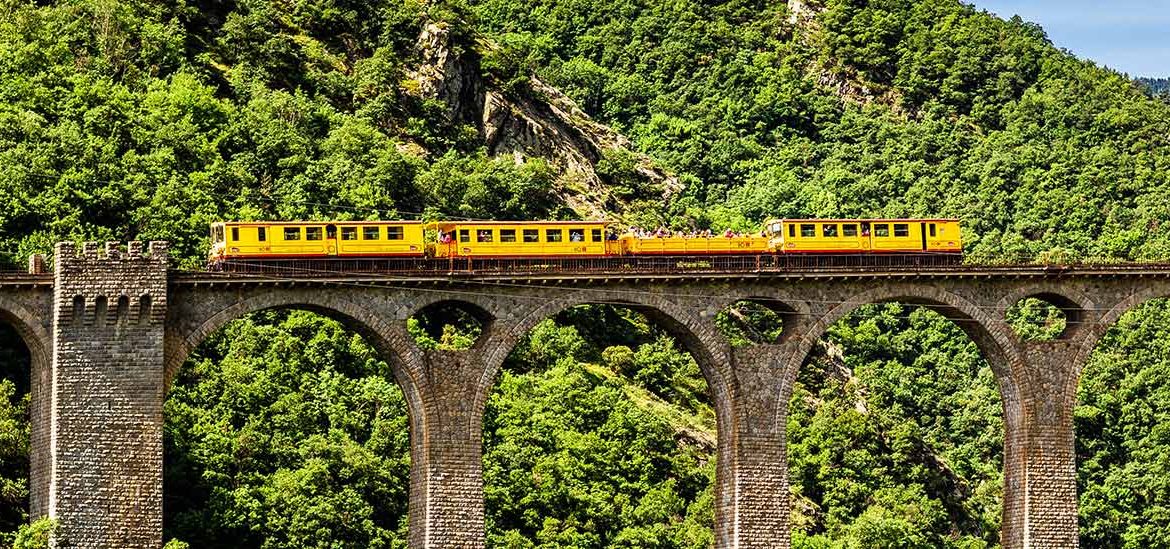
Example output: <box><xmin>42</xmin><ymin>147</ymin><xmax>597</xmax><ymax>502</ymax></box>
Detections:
<box><xmin>972</xmin><ymin>0</ymin><xmax>1170</xmax><ymax>76</ymax></box>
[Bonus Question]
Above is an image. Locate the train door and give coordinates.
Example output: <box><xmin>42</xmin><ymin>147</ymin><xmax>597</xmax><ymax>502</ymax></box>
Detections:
<box><xmin>920</xmin><ymin>222</ymin><xmax>927</xmax><ymax>251</ymax></box>
<box><xmin>860</xmin><ymin>222</ymin><xmax>872</xmax><ymax>251</ymax></box>
<box><xmin>326</xmin><ymin>224</ymin><xmax>338</xmax><ymax>256</ymax></box>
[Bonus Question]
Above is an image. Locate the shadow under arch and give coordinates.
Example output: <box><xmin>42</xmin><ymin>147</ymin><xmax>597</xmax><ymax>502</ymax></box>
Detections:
<box><xmin>476</xmin><ymin>290</ymin><xmax>738</xmax><ymax>543</ymax></box>
<box><xmin>711</xmin><ymin>294</ymin><xmax>809</xmax><ymax>346</ymax></box>
<box><xmin>783</xmin><ymin>286</ymin><xmax>1029</xmax><ymax>548</ymax></box>
<box><xmin>0</xmin><ymin>296</ymin><xmax>52</xmax><ymax>519</ymax></box>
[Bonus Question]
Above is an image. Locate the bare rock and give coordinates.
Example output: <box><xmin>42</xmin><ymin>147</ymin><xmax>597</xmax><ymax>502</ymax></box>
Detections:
<box><xmin>406</xmin><ymin>21</ymin><xmax>679</xmax><ymax>220</ymax></box>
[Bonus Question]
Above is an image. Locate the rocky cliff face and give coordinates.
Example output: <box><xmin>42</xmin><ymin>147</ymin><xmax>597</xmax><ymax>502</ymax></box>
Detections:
<box><xmin>406</xmin><ymin>22</ymin><xmax>679</xmax><ymax>220</ymax></box>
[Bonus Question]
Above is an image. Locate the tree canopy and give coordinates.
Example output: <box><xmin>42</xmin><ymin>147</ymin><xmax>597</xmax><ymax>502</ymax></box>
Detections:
<box><xmin>0</xmin><ymin>0</ymin><xmax>1167</xmax><ymax>546</ymax></box>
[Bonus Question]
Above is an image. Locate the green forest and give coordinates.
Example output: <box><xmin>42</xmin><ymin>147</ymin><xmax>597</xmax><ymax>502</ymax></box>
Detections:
<box><xmin>1</xmin><ymin>0</ymin><xmax>1170</xmax><ymax>547</ymax></box>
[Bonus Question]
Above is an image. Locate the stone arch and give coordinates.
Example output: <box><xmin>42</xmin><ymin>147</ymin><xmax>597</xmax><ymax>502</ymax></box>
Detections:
<box><xmin>164</xmin><ymin>291</ymin><xmax>428</xmax><ymax>444</ymax></box>
<box><xmin>403</xmin><ymin>297</ymin><xmax>497</xmax><ymax>351</ymax></box>
<box><xmin>0</xmin><ymin>296</ymin><xmax>51</xmax><ymax>375</ymax></box>
<box><xmin>474</xmin><ymin>288</ymin><xmax>739</xmax><ymax>543</ymax></box>
<box><xmin>0</xmin><ymin>295</ymin><xmax>52</xmax><ymax>518</ymax></box>
<box><xmin>164</xmin><ymin>289</ymin><xmax>430</xmax><ymax>546</ymax></box>
<box><xmin>996</xmin><ymin>284</ymin><xmax>1095</xmax><ymax>341</ymax></box>
<box><xmin>1063</xmin><ymin>280</ymin><xmax>1170</xmax><ymax>549</ymax></box>
<box><xmin>782</xmin><ymin>285</ymin><xmax>1028</xmax><ymax>548</ymax></box>
<box><xmin>477</xmin><ymin>290</ymin><xmax>734</xmax><ymax>424</ymax></box>
<box><xmin>709</xmin><ymin>292</ymin><xmax>809</xmax><ymax>346</ymax></box>
<box><xmin>787</xmin><ymin>286</ymin><xmax>1025</xmax><ymax>405</ymax></box>
<box><xmin>1069</xmin><ymin>282</ymin><xmax>1170</xmax><ymax>402</ymax></box>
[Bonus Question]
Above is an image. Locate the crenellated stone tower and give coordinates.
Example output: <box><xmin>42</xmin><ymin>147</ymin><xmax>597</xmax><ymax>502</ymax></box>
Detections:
<box><xmin>49</xmin><ymin>241</ymin><xmax>167</xmax><ymax>547</ymax></box>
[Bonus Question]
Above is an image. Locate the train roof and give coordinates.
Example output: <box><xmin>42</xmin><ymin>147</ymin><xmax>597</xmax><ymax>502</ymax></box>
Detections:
<box><xmin>431</xmin><ymin>220</ymin><xmax>611</xmax><ymax>226</ymax></box>
<box><xmin>769</xmin><ymin>218</ymin><xmax>960</xmax><ymax>223</ymax></box>
<box><xmin>214</xmin><ymin>220</ymin><xmax>424</xmax><ymax>225</ymax></box>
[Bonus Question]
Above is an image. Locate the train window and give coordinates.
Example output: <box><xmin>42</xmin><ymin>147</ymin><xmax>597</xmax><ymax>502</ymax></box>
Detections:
<box><xmin>800</xmin><ymin>224</ymin><xmax>815</xmax><ymax>237</ymax></box>
<box><xmin>387</xmin><ymin>226</ymin><xmax>404</xmax><ymax>240</ymax></box>
<box><xmin>788</xmin><ymin>224</ymin><xmax>795</xmax><ymax>238</ymax></box>
<box><xmin>822</xmin><ymin>224</ymin><xmax>838</xmax><ymax>237</ymax></box>
<box><xmin>306</xmin><ymin>227</ymin><xmax>323</xmax><ymax>241</ymax></box>
<box><xmin>591</xmin><ymin>229</ymin><xmax>602</xmax><ymax>242</ymax></box>
<box><xmin>477</xmin><ymin>230</ymin><xmax>493</xmax><ymax>243</ymax></box>
<box><xmin>546</xmin><ymin>229</ymin><xmax>563</xmax><ymax>242</ymax></box>
<box><xmin>500</xmin><ymin>229</ymin><xmax>517</xmax><ymax>242</ymax></box>
<box><xmin>284</xmin><ymin>227</ymin><xmax>301</xmax><ymax>241</ymax></box>
<box><xmin>893</xmin><ymin>224</ymin><xmax>909</xmax><ymax>237</ymax></box>
<box><xmin>459</xmin><ymin>230</ymin><xmax>470</xmax><ymax>243</ymax></box>
<box><xmin>523</xmin><ymin>229</ymin><xmax>539</xmax><ymax>243</ymax></box>
<box><xmin>213</xmin><ymin>225</ymin><xmax>224</xmax><ymax>242</ymax></box>
<box><xmin>341</xmin><ymin>227</ymin><xmax>357</xmax><ymax>240</ymax></box>
<box><xmin>363</xmin><ymin>227</ymin><xmax>381</xmax><ymax>240</ymax></box>
<box><xmin>929</xmin><ymin>224</ymin><xmax>936</xmax><ymax>237</ymax></box>
<box><xmin>874</xmin><ymin>224</ymin><xmax>890</xmax><ymax>237</ymax></box>
<box><xmin>231</xmin><ymin>227</ymin><xmax>239</xmax><ymax>241</ymax></box>
<box><xmin>258</xmin><ymin>227</ymin><xmax>266</xmax><ymax>241</ymax></box>
<box><xmin>569</xmin><ymin>229</ymin><xmax>585</xmax><ymax>242</ymax></box>
<box><xmin>842</xmin><ymin>224</ymin><xmax>857</xmax><ymax>237</ymax></box>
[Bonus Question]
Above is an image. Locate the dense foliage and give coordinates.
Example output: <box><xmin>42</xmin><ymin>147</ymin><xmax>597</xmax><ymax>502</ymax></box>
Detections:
<box><xmin>789</xmin><ymin>305</ymin><xmax>1003</xmax><ymax>548</ymax></box>
<box><xmin>164</xmin><ymin>311</ymin><xmax>411</xmax><ymax>547</ymax></box>
<box><xmin>0</xmin><ymin>0</ymin><xmax>1166</xmax><ymax>546</ymax></box>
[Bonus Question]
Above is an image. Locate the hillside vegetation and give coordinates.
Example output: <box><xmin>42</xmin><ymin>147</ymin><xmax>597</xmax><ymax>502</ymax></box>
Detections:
<box><xmin>0</xmin><ymin>0</ymin><xmax>1168</xmax><ymax>547</ymax></box>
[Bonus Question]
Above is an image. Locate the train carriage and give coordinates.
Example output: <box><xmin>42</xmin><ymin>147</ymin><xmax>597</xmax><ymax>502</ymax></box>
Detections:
<box><xmin>765</xmin><ymin>218</ymin><xmax>962</xmax><ymax>255</ymax></box>
<box><xmin>209</xmin><ymin>221</ymin><xmax>426</xmax><ymax>268</ymax></box>
<box><xmin>432</xmin><ymin>221</ymin><xmax>616</xmax><ymax>258</ymax></box>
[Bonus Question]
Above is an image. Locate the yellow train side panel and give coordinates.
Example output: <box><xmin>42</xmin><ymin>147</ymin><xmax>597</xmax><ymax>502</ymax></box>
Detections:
<box><xmin>435</xmin><ymin>223</ymin><xmax>609</xmax><ymax>257</ymax></box>
<box><xmin>780</xmin><ymin>221</ymin><xmax>868</xmax><ymax>253</ymax></box>
<box><xmin>778</xmin><ymin>219</ymin><xmax>961</xmax><ymax>254</ymax></box>
<box><xmin>624</xmin><ymin>236</ymin><xmax>770</xmax><ymax>255</ymax></box>
<box><xmin>925</xmin><ymin>220</ymin><xmax>962</xmax><ymax>252</ymax></box>
<box><xmin>335</xmin><ymin>223</ymin><xmax>425</xmax><ymax>256</ymax></box>
<box><xmin>217</xmin><ymin>222</ymin><xmax>425</xmax><ymax>259</ymax></box>
<box><xmin>869</xmin><ymin>221</ymin><xmax>922</xmax><ymax>252</ymax></box>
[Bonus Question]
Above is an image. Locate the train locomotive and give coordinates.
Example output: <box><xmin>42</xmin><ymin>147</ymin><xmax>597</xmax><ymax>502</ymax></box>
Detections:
<box><xmin>208</xmin><ymin>218</ymin><xmax>962</xmax><ymax>272</ymax></box>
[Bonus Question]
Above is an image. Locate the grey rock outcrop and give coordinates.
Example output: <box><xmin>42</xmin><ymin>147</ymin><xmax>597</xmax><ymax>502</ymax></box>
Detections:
<box><xmin>406</xmin><ymin>22</ymin><xmax>680</xmax><ymax>220</ymax></box>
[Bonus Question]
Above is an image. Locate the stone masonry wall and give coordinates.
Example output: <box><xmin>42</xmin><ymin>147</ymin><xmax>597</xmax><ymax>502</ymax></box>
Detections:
<box><xmin>50</xmin><ymin>242</ymin><xmax>167</xmax><ymax>548</ymax></box>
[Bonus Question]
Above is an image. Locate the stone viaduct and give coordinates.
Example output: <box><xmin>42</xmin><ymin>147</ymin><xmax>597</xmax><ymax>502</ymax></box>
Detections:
<box><xmin>1</xmin><ymin>240</ymin><xmax>1167</xmax><ymax>547</ymax></box>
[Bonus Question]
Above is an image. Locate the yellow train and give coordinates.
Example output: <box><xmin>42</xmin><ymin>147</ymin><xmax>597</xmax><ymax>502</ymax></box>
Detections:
<box><xmin>763</xmin><ymin>219</ymin><xmax>961</xmax><ymax>254</ymax></box>
<box><xmin>208</xmin><ymin>218</ymin><xmax>961</xmax><ymax>269</ymax></box>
